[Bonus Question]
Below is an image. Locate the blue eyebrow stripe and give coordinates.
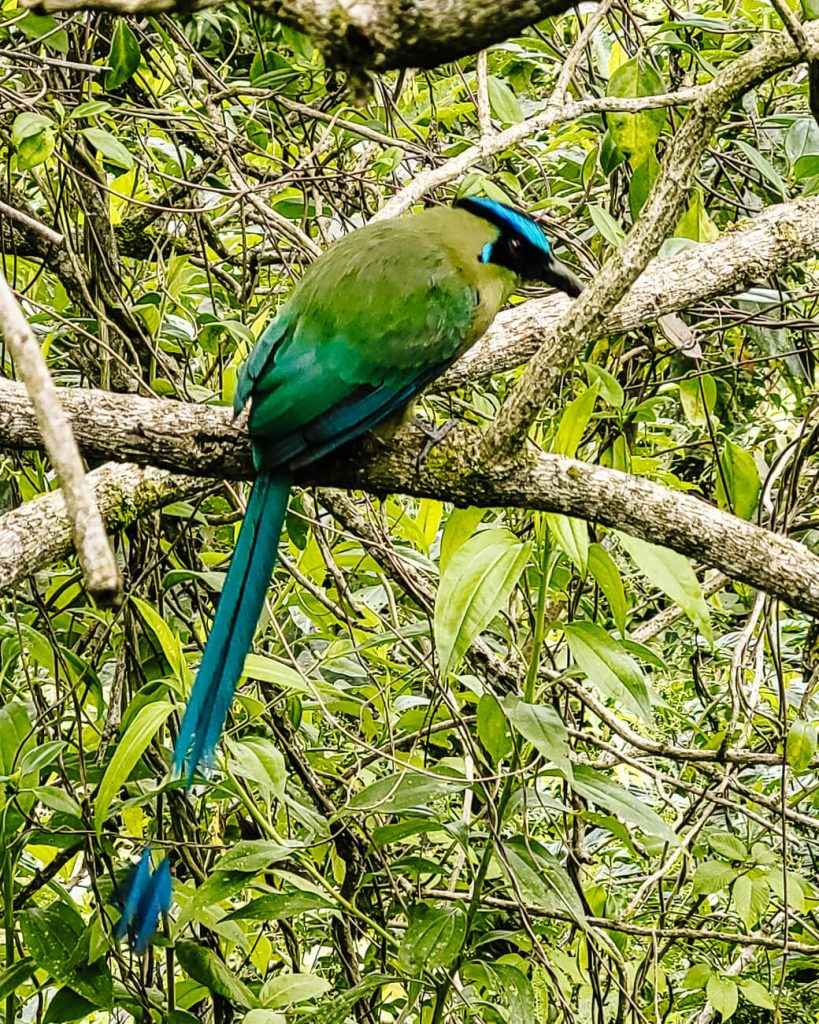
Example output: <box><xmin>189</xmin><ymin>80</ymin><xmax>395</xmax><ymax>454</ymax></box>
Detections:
<box><xmin>458</xmin><ymin>196</ymin><xmax>552</xmax><ymax>255</ymax></box>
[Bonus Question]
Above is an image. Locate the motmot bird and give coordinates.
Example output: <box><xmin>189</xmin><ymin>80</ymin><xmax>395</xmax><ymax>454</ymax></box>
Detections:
<box><xmin>173</xmin><ymin>197</ymin><xmax>583</xmax><ymax>782</ymax></box>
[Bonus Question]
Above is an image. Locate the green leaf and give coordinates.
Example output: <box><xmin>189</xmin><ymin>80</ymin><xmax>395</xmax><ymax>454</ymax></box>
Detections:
<box><xmin>707</xmin><ymin>831</ymin><xmax>748</xmax><ymax>861</ymax></box>
<box><xmin>434</xmin><ymin>528</ymin><xmax>530</xmax><ymax>676</ymax></box>
<box><xmin>44</xmin><ymin>987</ymin><xmax>96</xmax><ymax>1023</ymax></box>
<box><xmin>739</xmin><ymin>978</ymin><xmax>775</xmax><ymax>1009</ymax></box>
<box><xmin>617</xmin><ymin>533</ymin><xmax>712</xmax><ymax>642</ymax></box>
<box><xmin>132</xmin><ymin>596</ymin><xmax>189</xmax><ymax>682</ymax></box>
<box><xmin>105</xmin><ymin>20</ymin><xmax>141</xmax><ymax>90</ymax></box>
<box><xmin>213</xmin><ymin>840</ymin><xmax>296</xmax><ymax>873</ymax></box>
<box><xmin>80</xmin><ymin>127</ymin><xmax>134</xmax><ymax>170</ymax></box>
<box><xmin>571</xmin><ymin>765</ymin><xmax>676</xmax><ymax>842</ymax></box>
<box><xmin>348</xmin><ymin>770</ymin><xmax>463</xmax><ymax>814</ymax></box>
<box><xmin>262</xmin><ymin>972</ymin><xmax>331</xmax><ymax>1009</ymax></box>
<box><xmin>679</xmin><ymin>374</ymin><xmax>717</xmax><ymax>426</ymax></box>
<box><xmin>692</xmin><ymin>860</ymin><xmax>737</xmax><ymax>894</ymax></box>
<box><xmin>439</xmin><ymin>507</ymin><xmax>485</xmax><ymax>573</ymax></box>
<box><xmin>716</xmin><ymin>440</ymin><xmax>761</xmax><ymax>520</ymax></box>
<box><xmin>734</xmin><ymin>139</ymin><xmax>787</xmax><ymax>198</ymax></box>
<box><xmin>94</xmin><ymin>700</ymin><xmax>174</xmax><ymax>833</ymax></box>
<box><xmin>683</xmin><ymin>963</ymin><xmax>713</xmax><ymax>989</ymax></box>
<box><xmin>486</xmin><ymin>76</ymin><xmax>522</xmax><ymax>124</ymax></box>
<box><xmin>477</xmin><ymin>692</ymin><xmax>513</xmax><ymax>762</ymax></box>
<box><xmin>398</xmin><ymin>904</ymin><xmax>466</xmax><ymax>973</ymax></box>
<box><xmin>675</xmin><ymin>189</ymin><xmax>719</xmax><ymax>242</ymax></box>
<box><xmin>553</xmin><ymin>382</ymin><xmax>599</xmax><ymax>457</ymax></box>
<box><xmin>545</xmin><ymin>513</ymin><xmax>589</xmax><ymax>572</ymax></box>
<box><xmin>584</xmin><ymin>363</ymin><xmax>624</xmax><ymax>408</ymax></box>
<box><xmin>588</xmin><ymin>204</ymin><xmax>626</xmax><ymax>247</ymax></box>
<box><xmin>32</xmin><ymin>786</ymin><xmax>82</xmax><ymax>819</ymax></box>
<box><xmin>502</xmin><ymin>696</ymin><xmax>572</xmax><ymax>778</ymax></box>
<box><xmin>227</xmin><ymin>736</ymin><xmax>287</xmax><ymax>800</ymax></box>
<box><xmin>12</xmin><ymin>112</ymin><xmax>55</xmax><ymax>171</ymax></box>
<box><xmin>224</xmin><ymin>891</ymin><xmax>333</xmax><ymax>921</ymax></box>
<box><xmin>707</xmin><ymin>975</ymin><xmax>738</xmax><ymax>1020</ymax></box>
<box><xmin>500</xmin><ymin>838</ymin><xmax>585</xmax><ymax>919</ymax></box>
<box><xmin>564</xmin><ymin>620</ymin><xmax>651</xmax><ymax>720</ymax></box>
<box><xmin>176</xmin><ymin>940</ymin><xmax>258</xmax><ymax>1008</ymax></box>
<box><xmin>587</xmin><ymin>543</ymin><xmax>627</xmax><ymax>634</ymax></box>
<box><xmin>0</xmin><ymin>958</ymin><xmax>35</xmax><ymax>1003</ymax></box>
<box><xmin>19</xmin><ymin>907</ymin><xmax>113</xmax><ymax>1009</ymax></box>
<box><xmin>629</xmin><ymin>153</ymin><xmax>660</xmax><ymax>218</ymax></box>
<box><xmin>607</xmin><ymin>56</ymin><xmax>667</xmax><ymax>164</ymax></box>
<box><xmin>19</xmin><ymin>740</ymin><xmax>68</xmax><ymax>776</ymax></box>
<box><xmin>786</xmin><ymin>720</ymin><xmax>816</xmax><ymax>772</ymax></box>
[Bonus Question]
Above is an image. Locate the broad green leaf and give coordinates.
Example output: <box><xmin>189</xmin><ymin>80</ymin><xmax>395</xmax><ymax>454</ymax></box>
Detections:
<box><xmin>12</xmin><ymin>112</ymin><xmax>54</xmax><ymax>171</ymax></box>
<box><xmin>213</xmin><ymin>840</ymin><xmax>295</xmax><ymax>873</ymax></box>
<box><xmin>227</xmin><ymin>736</ymin><xmax>287</xmax><ymax>800</ymax></box>
<box><xmin>80</xmin><ymin>127</ymin><xmax>134</xmax><ymax>169</ymax></box>
<box><xmin>617</xmin><ymin>533</ymin><xmax>712</xmax><ymax>642</ymax></box>
<box><xmin>19</xmin><ymin>740</ymin><xmax>68</xmax><ymax>776</ymax></box>
<box><xmin>607</xmin><ymin>56</ymin><xmax>667</xmax><ymax>164</ymax></box>
<box><xmin>588</xmin><ymin>543</ymin><xmax>627</xmax><ymax>634</ymax></box>
<box><xmin>502</xmin><ymin>696</ymin><xmax>572</xmax><ymax>778</ymax></box>
<box><xmin>716</xmin><ymin>440</ymin><xmax>761</xmax><ymax>520</ymax></box>
<box><xmin>588</xmin><ymin>204</ymin><xmax>626</xmax><ymax>247</ymax></box>
<box><xmin>105</xmin><ymin>20</ymin><xmax>141</xmax><ymax>90</ymax></box>
<box><xmin>176</xmin><ymin>940</ymin><xmax>258</xmax><ymax>1008</ymax></box>
<box><xmin>348</xmin><ymin>770</ymin><xmax>463</xmax><ymax>813</ymax></box>
<box><xmin>571</xmin><ymin>765</ymin><xmax>675</xmax><ymax>842</ymax></box>
<box><xmin>707</xmin><ymin>831</ymin><xmax>748</xmax><ymax>861</ymax></box>
<box><xmin>584</xmin><ymin>362</ymin><xmax>624</xmax><ymax>408</ymax></box>
<box><xmin>477</xmin><ymin>692</ymin><xmax>513</xmax><ymax>762</ymax></box>
<box><xmin>225</xmin><ymin>891</ymin><xmax>332</xmax><ymax>921</ymax></box>
<box><xmin>263</xmin><ymin>973</ymin><xmax>331</xmax><ymax>1008</ymax></box>
<box><xmin>692</xmin><ymin>860</ymin><xmax>737</xmax><ymax>894</ymax></box>
<box><xmin>739</xmin><ymin>978</ymin><xmax>775</xmax><ymax>1009</ymax></box>
<box><xmin>32</xmin><ymin>786</ymin><xmax>82</xmax><ymax>819</ymax></box>
<box><xmin>707</xmin><ymin>975</ymin><xmax>738</xmax><ymax>1020</ymax></box>
<box><xmin>564</xmin><ymin>620</ymin><xmax>651</xmax><ymax>720</ymax></box>
<box><xmin>545</xmin><ymin>513</ymin><xmax>589</xmax><ymax>572</ymax></box>
<box><xmin>398</xmin><ymin>904</ymin><xmax>466</xmax><ymax>973</ymax></box>
<box><xmin>679</xmin><ymin>375</ymin><xmax>717</xmax><ymax>427</ymax></box>
<box><xmin>553</xmin><ymin>382</ymin><xmax>599</xmax><ymax>458</ymax></box>
<box><xmin>500</xmin><ymin>838</ymin><xmax>585</xmax><ymax>919</ymax></box>
<box><xmin>439</xmin><ymin>507</ymin><xmax>485</xmax><ymax>573</ymax></box>
<box><xmin>629</xmin><ymin>153</ymin><xmax>660</xmax><ymax>218</ymax></box>
<box><xmin>732</xmin><ymin>874</ymin><xmax>769</xmax><ymax>928</ymax></box>
<box><xmin>487</xmin><ymin>76</ymin><xmax>522</xmax><ymax>124</ymax></box>
<box><xmin>0</xmin><ymin>958</ymin><xmax>35</xmax><ymax>1003</ymax></box>
<box><xmin>434</xmin><ymin>528</ymin><xmax>530</xmax><ymax>676</ymax></box>
<box><xmin>683</xmin><ymin>963</ymin><xmax>712</xmax><ymax>989</ymax></box>
<box><xmin>94</xmin><ymin>700</ymin><xmax>174</xmax><ymax>832</ymax></box>
<box><xmin>735</xmin><ymin>139</ymin><xmax>787</xmax><ymax>198</ymax></box>
<box><xmin>787</xmin><ymin>720</ymin><xmax>817</xmax><ymax>772</ymax></box>
<box><xmin>675</xmin><ymin>189</ymin><xmax>719</xmax><ymax>242</ymax></box>
<box><xmin>19</xmin><ymin>907</ymin><xmax>113</xmax><ymax>1009</ymax></box>
<box><xmin>785</xmin><ymin>118</ymin><xmax>819</xmax><ymax>166</ymax></box>
<box><xmin>132</xmin><ymin>597</ymin><xmax>189</xmax><ymax>682</ymax></box>
<box><xmin>43</xmin><ymin>987</ymin><xmax>96</xmax><ymax>1023</ymax></box>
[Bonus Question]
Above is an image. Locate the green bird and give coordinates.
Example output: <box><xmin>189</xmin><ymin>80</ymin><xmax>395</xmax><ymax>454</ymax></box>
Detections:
<box><xmin>173</xmin><ymin>197</ymin><xmax>583</xmax><ymax>781</ymax></box>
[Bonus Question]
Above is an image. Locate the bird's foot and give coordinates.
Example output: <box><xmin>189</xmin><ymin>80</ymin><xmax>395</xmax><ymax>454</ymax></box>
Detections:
<box><xmin>414</xmin><ymin>417</ymin><xmax>459</xmax><ymax>473</ymax></box>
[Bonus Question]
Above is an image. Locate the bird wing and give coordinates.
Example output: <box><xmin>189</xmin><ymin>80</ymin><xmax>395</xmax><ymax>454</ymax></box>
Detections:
<box><xmin>242</xmin><ymin>227</ymin><xmax>479</xmax><ymax>469</ymax></box>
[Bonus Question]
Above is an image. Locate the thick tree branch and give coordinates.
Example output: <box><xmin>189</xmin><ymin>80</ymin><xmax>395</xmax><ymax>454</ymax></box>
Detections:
<box><xmin>25</xmin><ymin>0</ymin><xmax>582</xmax><ymax>72</ymax></box>
<box><xmin>0</xmin><ymin>463</ymin><xmax>206</xmax><ymax>590</ymax></box>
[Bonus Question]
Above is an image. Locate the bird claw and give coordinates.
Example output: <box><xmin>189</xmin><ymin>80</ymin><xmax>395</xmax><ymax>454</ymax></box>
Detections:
<box><xmin>414</xmin><ymin>418</ymin><xmax>458</xmax><ymax>472</ymax></box>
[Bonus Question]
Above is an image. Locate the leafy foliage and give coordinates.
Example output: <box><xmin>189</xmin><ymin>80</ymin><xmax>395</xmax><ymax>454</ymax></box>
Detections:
<box><xmin>0</xmin><ymin>0</ymin><xmax>818</xmax><ymax>1021</ymax></box>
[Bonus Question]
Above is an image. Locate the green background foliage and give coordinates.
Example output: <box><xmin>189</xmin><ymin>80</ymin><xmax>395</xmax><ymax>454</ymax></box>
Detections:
<box><xmin>0</xmin><ymin>0</ymin><xmax>818</xmax><ymax>1020</ymax></box>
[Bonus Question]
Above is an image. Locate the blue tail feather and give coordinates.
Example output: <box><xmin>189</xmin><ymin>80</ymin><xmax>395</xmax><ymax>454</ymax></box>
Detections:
<box><xmin>173</xmin><ymin>470</ymin><xmax>291</xmax><ymax>782</ymax></box>
<box><xmin>115</xmin><ymin>846</ymin><xmax>172</xmax><ymax>953</ymax></box>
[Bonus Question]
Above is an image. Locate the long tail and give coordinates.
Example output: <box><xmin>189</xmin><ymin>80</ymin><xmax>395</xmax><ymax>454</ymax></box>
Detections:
<box><xmin>173</xmin><ymin>469</ymin><xmax>291</xmax><ymax>783</ymax></box>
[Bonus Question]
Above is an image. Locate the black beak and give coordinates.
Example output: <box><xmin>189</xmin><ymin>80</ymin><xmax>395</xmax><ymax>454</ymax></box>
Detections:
<box><xmin>540</xmin><ymin>254</ymin><xmax>584</xmax><ymax>298</ymax></box>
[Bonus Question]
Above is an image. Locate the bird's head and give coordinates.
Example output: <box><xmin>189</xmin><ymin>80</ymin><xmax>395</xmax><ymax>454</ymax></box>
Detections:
<box><xmin>456</xmin><ymin>196</ymin><xmax>584</xmax><ymax>298</ymax></box>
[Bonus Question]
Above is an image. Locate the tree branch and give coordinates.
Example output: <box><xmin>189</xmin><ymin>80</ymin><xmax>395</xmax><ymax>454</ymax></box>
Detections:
<box><xmin>25</xmin><ymin>0</ymin><xmax>583</xmax><ymax>72</ymax></box>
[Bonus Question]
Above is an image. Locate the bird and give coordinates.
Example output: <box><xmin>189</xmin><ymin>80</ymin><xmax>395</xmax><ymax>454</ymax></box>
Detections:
<box><xmin>173</xmin><ymin>196</ymin><xmax>584</xmax><ymax>783</ymax></box>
